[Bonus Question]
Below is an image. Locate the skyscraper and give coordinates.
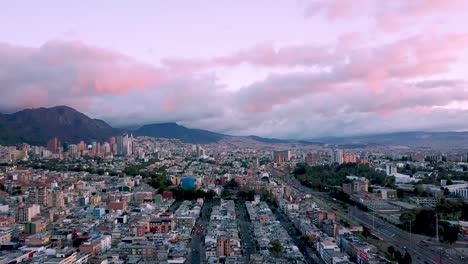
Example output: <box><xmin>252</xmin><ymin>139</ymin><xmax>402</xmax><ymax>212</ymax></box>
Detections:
<box><xmin>116</xmin><ymin>135</ymin><xmax>124</xmax><ymax>155</ymax></box>
<box><xmin>273</xmin><ymin>150</ymin><xmax>290</xmax><ymax>164</ymax></box>
<box><xmin>47</xmin><ymin>137</ymin><xmax>61</xmax><ymax>153</ymax></box>
<box><xmin>331</xmin><ymin>150</ymin><xmax>343</xmax><ymax>164</ymax></box>
<box><xmin>109</xmin><ymin>137</ymin><xmax>117</xmax><ymax>155</ymax></box>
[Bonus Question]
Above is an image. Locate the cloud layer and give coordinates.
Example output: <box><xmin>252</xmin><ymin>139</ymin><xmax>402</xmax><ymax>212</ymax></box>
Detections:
<box><xmin>1</xmin><ymin>1</ymin><xmax>468</xmax><ymax>139</ymax></box>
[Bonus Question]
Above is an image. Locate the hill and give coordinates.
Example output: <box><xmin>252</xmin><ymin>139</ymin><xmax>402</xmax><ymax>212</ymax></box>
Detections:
<box><xmin>134</xmin><ymin>123</ymin><xmax>226</xmax><ymax>144</ymax></box>
<box><xmin>316</xmin><ymin>131</ymin><xmax>468</xmax><ymax>149</ymax></box>
<box><xmin>0</xmin><ymin>106</ymin><xmax>116</xmax><ymax>145</ymax></box>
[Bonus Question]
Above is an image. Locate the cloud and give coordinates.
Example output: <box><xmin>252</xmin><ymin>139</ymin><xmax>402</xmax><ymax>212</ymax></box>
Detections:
<box><xmin>0</xmin><ymin>41</ymin><xmax>166</xmax><ymax>112</ymax></box>
<box><xmin>303</xmin><ymin>0</ymin><xmax>467</xmax><ymax>33</ymax></box>
<box><xmin>1</xmin><ymin>34</ymin><xmax>468</xmax><ymax>139</ymax></box>
<box><xmin>163</xmin><ymin>42</ymin><xmax>334</xmax><ymax>73</ymax></box>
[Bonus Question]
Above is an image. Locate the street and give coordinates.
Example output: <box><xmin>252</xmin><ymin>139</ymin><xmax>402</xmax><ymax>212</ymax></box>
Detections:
<box><xmin>268</xmin><ymin>167</ymin><xmax>467</xmax><ymax>264</ymax></box>
<box><xmin>235</xmin><ymin>199</ymin><xmax>257</xmax><ymax>260</ymax></box>
<box><xmin>188</xmin><ymin>199</ymin><xmax>214</xmax><ymax>264</ymax></box>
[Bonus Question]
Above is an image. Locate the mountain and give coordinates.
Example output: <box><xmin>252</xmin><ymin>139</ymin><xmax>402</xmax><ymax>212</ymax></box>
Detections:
<box><xmin>315</xmin><ymin>131</ymin><xmax>468</xmax><ymax>149</ymax></box>
<box><xmin>135</xmin><ymin>123</ymin><xmax>226</xmax><ymax>144</ymax></box>
<box><xmin>0</xmin><ymin>106</ymin><xmax>116</xmax><ymax>145</ymax></box>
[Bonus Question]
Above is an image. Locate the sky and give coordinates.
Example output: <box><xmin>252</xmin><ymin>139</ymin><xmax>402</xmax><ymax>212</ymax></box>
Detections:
<box><xmin>1</xmin><ymin>0</ymin><xmax>468</xmax><ymax>139</ymax></box>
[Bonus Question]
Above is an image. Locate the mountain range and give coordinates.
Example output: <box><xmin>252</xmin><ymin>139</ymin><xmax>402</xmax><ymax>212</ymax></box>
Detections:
<box><xmin>0</xmin><ymin>106</ymin><xmax>296</xmax><ymax>145</ymax></box>
<box><xmin>1</xmin><ymin>106</ymin><xmax>468</xmax><ymax>149</ymax></box>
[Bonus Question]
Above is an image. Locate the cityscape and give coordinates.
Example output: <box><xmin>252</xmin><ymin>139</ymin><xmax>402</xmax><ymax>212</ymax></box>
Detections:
<box><xmin>2</xmin><ymin>1</ymin><xmax>468</xmax><ymax>264</ymax></box>
<box><xmin>1</xmin><ymin>123</ymin><xmax>468</xmax><ymax>264</ymax></box>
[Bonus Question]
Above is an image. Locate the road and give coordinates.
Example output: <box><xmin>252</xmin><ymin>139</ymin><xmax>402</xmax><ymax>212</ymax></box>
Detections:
<box><xmin>270</xmin><ymin>204</ymin><xmax>318</xmax><ymax>264</ymax></box>
<box><xmin>235</xmin><ymin>199</ymin><xmax>257</xmax><ymax>260</ymax></box>
<box><xmin>188</xmin><ymin>199</ymin><xmax>214</xmax><ymax>264</ymax></box>
<box><xmin>268</xmin><ymin>167</ymin><xmax>466</xmax><ymax>264</ymax></box>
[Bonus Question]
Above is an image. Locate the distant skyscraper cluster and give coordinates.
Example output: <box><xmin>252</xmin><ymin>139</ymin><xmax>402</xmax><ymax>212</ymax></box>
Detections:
<box><xmin>43</xmin><ymin>133</ymin><xmax>135</xmax><ymax>159</ymax></box>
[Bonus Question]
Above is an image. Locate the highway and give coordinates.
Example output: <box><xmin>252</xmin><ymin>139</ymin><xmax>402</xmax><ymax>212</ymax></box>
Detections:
<box><xmin>268</xmin><ymin>167</ymin><xmax>467</xmax><ymax>264</ymax></box>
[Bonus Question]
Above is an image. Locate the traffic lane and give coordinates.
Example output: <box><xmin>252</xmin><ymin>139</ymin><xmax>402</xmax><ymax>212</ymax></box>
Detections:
<box><xmin>279</xmin><ymin>180</ymin><xmax>432</xmax><ymax>263</ymax></box>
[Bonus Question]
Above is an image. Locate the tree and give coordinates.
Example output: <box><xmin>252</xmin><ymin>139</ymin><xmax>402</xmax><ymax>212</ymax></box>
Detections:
<box><xmin>221</xmin><ymin>189</ymin><xmax>231</xmax><ymax>198</ymax></box>
<box><xmin>397</xmin><ymin>188</ymin><xmax>405</xmax><ymax>198</ymax></box>
<box><xmin>403</xmin><ymin>252</ymin><xmax>412</xmax><ymax>264</ymax></box>
<box><xmin>461</xmin><ymin>203</ymin><xmax>468</xmax><ymax>221</ymax></box>
<box><xmin>387</xmin><ymin>246</ymin><xmax>396</xmax><ymax>257</ymax></box>
<box><xmin>400</xmin><ymin>211</ymin><xmax>416</xmax><ymax>232</ymax></box>
<box><xmin>394</xmin><ymin>251</ymin><xmax>403</xmax><ymax>263</ymax></box>
<box><xmin>362</xmin><ymin>228</ymin><xmax>371</xmax><ymax>237</ymax></box>
<box><xmin>224</xmin><ymin>179</ymin><xmax>239</xmax><ymax>189</ymax></box>
<box><xmin>441</xmin><ymin>223</ymin><xmax>459</xmax><ymax>244</ymax></box>
<box><xmin>270</xmin><ymin>240</ymin><xmax>283</xmax><ymax>256</ymax></box>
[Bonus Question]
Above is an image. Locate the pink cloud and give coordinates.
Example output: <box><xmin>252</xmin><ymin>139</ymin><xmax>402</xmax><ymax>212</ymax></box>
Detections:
<box><xmin>304</xmin><ymin>0</ymin><xmax>467</xmax><ymax>32</ymax></box>
<box><xmin>38</xmin><ymin>41</ymin><xmax>167</xmax><ymax>96</ymax></box>
<box><xmin>12</xmin><ymin>86</ymin><xmax>49</xmax><ymax>109</ymax></box>
<box><xmin>163</xmin><ymin>42</ymin><xmax>331</xmax><ymax>72</ymax></box>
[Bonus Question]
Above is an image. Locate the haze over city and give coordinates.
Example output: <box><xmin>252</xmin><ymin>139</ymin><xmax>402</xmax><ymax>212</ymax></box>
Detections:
<box><xmin>2</xmin><ymin>0</ymin><xmax>468</xmax><ymax>139</ymax></box>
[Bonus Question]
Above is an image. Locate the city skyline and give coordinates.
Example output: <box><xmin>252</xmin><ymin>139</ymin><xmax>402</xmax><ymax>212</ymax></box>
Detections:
<box><xmin>2</xmin><ymin>1</ymin><xmax>468</xmax><ymax>139</ymax></box>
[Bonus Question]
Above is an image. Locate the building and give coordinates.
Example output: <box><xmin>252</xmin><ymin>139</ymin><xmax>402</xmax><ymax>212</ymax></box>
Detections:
<box><xmin>273</xmin><ymin>150</ymin><xmax>291</xmax><ymax>164</ymax></box>
<box><xmin>0</xmin><ymin>231</ymin><xmax>11</xmax><ymax>244</ymax></box>
<box><xmin>25</xmin><ymin>220</ymin><xmax>47</xmax><ymax>234</ymax></box>
<box><xmin>385</xmin><ymin>164</ymin><xmax>397</xmax><ymax>176</ymax></box>
<box><xmin>332</xmin><ymin>150</ymin><xmax>344</xmax><ymax>164</ymax></box>
<box><xmin>181</xmin><ymin>177</ymin><xmax>197</xmax><ymax>190</ymax></box>
<box><xmin>48</xmin><ymin>190</ymin><xmax>65</xmax><ymax>208</ymax></box>
<box><xmin>343</xmin><ymin>153</ymin><xmax>357</xmax><ymax>164</ymax></box>
<box><xmin>47</xmin><ymin>137</ymin><xmax>61</xmax><ymax>154</ymax></box>
<box><xmin>15</xmin><ymin>204</ymin><xmax>40</xmax><ymax>222</ymax></box>
<box><xmin>343</xmin><ymin>179</ymin><xmax>369</xmax><ymax>194</ymax></box>
<box><xmin>305</xmin><ymin>153</ymin><xmax>322</xmax><ymax>165</ymax></box>
<box><xmin>79</xmin><ymin>235</ymin><xmax>111</xmax><ymax>256</ymax></box>
<box><xmin>116</xmin><ymin>135</ymin><xmax>124</xmax><ymax>155</ymax></box>
<box><xmin>150</xmin><ymin>213</ymin><xmax>174</xmax><ymax>233</ymax></box>
<box><xmin>217</xmin><ymin>236</ymin><xmax>232</xmax><ymax>257</ymax></box>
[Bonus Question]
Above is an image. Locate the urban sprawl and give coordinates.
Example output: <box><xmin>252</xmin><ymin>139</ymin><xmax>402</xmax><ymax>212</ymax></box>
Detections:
<box><xmin>0</xmin><ymin>135</ymin><xmax>468</xmax><ymax>264</ymax></box>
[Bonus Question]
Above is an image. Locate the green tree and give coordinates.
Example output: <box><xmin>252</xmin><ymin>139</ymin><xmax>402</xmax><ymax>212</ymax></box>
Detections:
<box><xmin>441</xmin><ymin>223</ymin><xmax>459</xmax><ymax>244</ymax></box>
<box><xmin>270</xmin><ymin>240</ymin><xmax>283</xmax><ymax>256</ymax></box>
<box><xmin>221</xmin><ymin>189</ymin><xmax>231</xmax><ymax>198</ymax></box>
<box><xmin>362</xmin><ymin>228</ymin><xmax>371</xmax><ymax>237</ymax></box>
<box><xmin>396</xmin><ymin>188</ymin><xmax>405</xmax><ymax>198</ymax></box>
<box><xmin>394</xmin><ymin>251</ymin><xmax>403</xmax><ymax>263</ymax></box>
<box><xmin>400</xmin><ymin>211</ymin><xmax>416</xmax><ymax>231</ymax></box>
<box><xmin>387</xmin><ymin>246</ymin><xmax>396</xmax><ymax>257</ymax></box>
<box><xmin>403</xmin><ymin>252</ymin><xmax>412</xmax><ymax>264</ymax></box>
<box><xmin>224</xmin><ymin>179</ymin><xmax>239</xmax><ymax>189</ymax></box>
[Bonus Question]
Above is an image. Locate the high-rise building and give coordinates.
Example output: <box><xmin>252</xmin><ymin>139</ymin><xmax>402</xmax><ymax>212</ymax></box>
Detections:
<box><xmin>78</xmin><ymin>141</ymin><xmax>86</xmax><ymax>152</ymax></box>
<box><xmin>116</xmin><ymin>135</ymin><xmax>124</xmax><ymax>155</ymax></box>
<box><xmin>273</xmin><ymin>150</ymin><xmax>290</xmax><ymax>164</ymax></box>
<box><xmin>15</xmin><ymin>204</ymin><xmax>40</xmax><ymax>222</ymax></box>
<box><xmin>386</xmin><ymin>164</ymin><xmax>397</xmax><ymax>176</ymax></box>
<box><xmin>102</xmin><ymin>142</ymin><xmax>111</xmax><ymax>155</ymax></box>
<box><xmin>37</xmin><ymin>186</ymin><xmax>48</xmax><ymax>207</ymax></box>
<box><xmin>343</xmin><ymin>153</ymin><xmax>357</xmax><ymax>163</ymax></box>
<box><xmin>68</xmin><ymin>144</ymin><xmax>78</xmax><ymax>155</ymax></box>
<box><xmin>109</xmin><ymin>137</ymin><xmax>117</xmax><ymax>154</ymax></box>
<box><xmin>46</xmin><ymin>137</ymin><xmax>61</xmax><ymax>153</ymax></box>
<box><xmin>216</xmin><ymin>236</ymin><xmax>231</xmax><ymax>257</ymax></box>
<box><xmin>306</xmin><ymin>152</ymin><xmax>322</xmax><ymax>165</ymax></box>
<box><xmin>122</xmin><ymin>134</ymin><xmax>133</xmax><ymax>156</ymax></box>
<box><xmin>48</xmin><ymin>190</ymin><xmax>65</xmax><ymax>208</ymax></box>
<box><xmin>331</xmin><ymin>150</ymin><xmax>343</xmax><ymax>164</ymax></box>
<box><xmin>96</xmin><ymin>142</ymin><xmax>102</xmax><ymax>156</ymax></box>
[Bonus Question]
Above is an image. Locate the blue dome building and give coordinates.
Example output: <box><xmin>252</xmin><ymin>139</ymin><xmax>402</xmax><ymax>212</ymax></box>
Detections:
<box><xmin>181</xmin><ymin>176</ymin><xmax>196</xmax><ymax>190</ymax></box>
